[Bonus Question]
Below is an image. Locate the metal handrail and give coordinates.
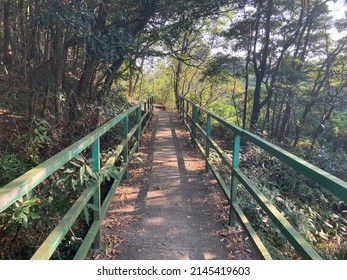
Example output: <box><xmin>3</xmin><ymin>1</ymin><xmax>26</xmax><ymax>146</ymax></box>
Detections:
<box><xmin>0</xmin><ymin>96</ymin><xmax>154</xmax><ymax>259</ymax></box>
<box><xmin>178</xmin><ymin>95</ymin><xmax>347</xmax><ymax>260</ymax></box>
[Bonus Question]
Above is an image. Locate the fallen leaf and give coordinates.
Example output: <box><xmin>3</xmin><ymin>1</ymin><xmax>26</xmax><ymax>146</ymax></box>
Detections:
<box><xmin>228</xmin><ymin>254</ymin><xmax>236</xmax><ymax>260</ymax></box>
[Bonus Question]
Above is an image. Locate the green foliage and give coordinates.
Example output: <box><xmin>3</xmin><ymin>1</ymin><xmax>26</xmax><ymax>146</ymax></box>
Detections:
<box><xmin>22</xmin><ymin>118</ymin><xmax>52</xmax><ymax>165</ymax></box>
<box><xmin>238</xmin><ymin>146</ymin><xmax>347</xmax><ymax>259</ymax></box>
<box><xmin>0</xmin><ymin>153</ymin><xmax>29</xmax><ymax>186</ymax></box>
<box><xmin>205</xmin><ymin>131</ymin><xmax>346</xmax><ymax>260</ymax></box>
<box><xmin>0</xmin><ymin>150</ymin><xmax>118</xmax><ymax>259</ymax></box>
<box><xmin>12</xmin><ymin>197</ymin><xmax>41</xmax><ymax>228</ymax></box>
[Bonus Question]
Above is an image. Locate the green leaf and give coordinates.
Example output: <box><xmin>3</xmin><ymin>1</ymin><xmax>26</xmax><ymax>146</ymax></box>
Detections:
<box><xmin>86</xmin><ymin>203</ymin><xmax>99</xmax><ymax>212</ymax></box>
<box><xmin>83</xmin><ymin>207</ymin><xmax>90</xmax><ymax>226</ymax></box>
<box><xmin>85</xmin><ymin>179</ymin><xmax>96</xmax><ymax>189</ymax></box>
<box><xmin>86</xmin><ymin>157</ymin><xmax>96</xmax><ymax>163</ymax></box>
<box><xmin>75</xmin><ymin>154</ymin><xmax>85</xmax><ymax>163</ymax></box>
<box><xmin>70</xmin><ymin>161</ymin><xmax>82</xmax><ymax>168</ymax></box>
<box><xmin>86</xmin><ymin>165</ymin><xmax>96</xmax><ymax>178</ymax></box>
<box><xmin>109</xmin><ymin>170</ymin><xmax>120</xmax><ymax>180</ymax></box>
<box><xmin>64</xmin><ymin>168</ymin><xmax>75</xmax><ymax>174</ymax></box>
<box><xmin>22</xmin><ymin>197</ymin><xmax>40</xmax><ymax>207</ymax></box>
<box><xmin>20</xmin><ymin>213</ymin><xmax>28</xmax><ymax>228</ymax></box>
<box><xmin>134</xmin><ymin>157</ymin><xmax>144</xmax><ymax>165</ymax></box>
<box><xmin>80</xmin><ymin>165</ymin><xmax>86</xmax><ymax>185</ymax></box>
<box><xmin>29</xmin><ymin>212</ymin><xmax>41</xmax><ymax>219</ymax></box>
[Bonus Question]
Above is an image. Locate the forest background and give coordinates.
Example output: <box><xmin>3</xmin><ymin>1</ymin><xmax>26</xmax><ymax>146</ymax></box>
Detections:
<box><xmin>0</xmin><ymin>0</ymin><xmax>346</xmax><ymax>259</ymax></box>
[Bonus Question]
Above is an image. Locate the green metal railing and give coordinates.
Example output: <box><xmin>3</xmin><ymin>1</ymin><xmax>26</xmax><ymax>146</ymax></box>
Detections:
<box><xmin>178</xmin><ymin>95</ymin><xmax>347</xmax><ymax>260</ymax></box>
<box><xmin>0</xmin><ymin>97</ymin><xmax>154</xmax><ymax>260</ymax></box>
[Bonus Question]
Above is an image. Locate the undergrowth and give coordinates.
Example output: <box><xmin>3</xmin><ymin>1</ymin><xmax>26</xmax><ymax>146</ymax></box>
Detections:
<box><xmin>209</xmin><ymin>143</ymin><xmax>347</xmax><ymax>259</ymax></box>
<box><xmin>0</xmin><ymin>90</ymin><xmax>133</xmax><ymax>259</ymax></box>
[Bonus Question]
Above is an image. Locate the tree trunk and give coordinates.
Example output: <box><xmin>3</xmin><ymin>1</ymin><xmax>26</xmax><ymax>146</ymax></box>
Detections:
<box><xmin>278</xmin><ymin>94</ymin><xmax>292</xmax><ymax>142</ymax></box>
<box><xmin>3</xmin><ymin>0</ymin><xmax>12</xmax><ymax>64</ymax></box>
<box><xmin>242</xmin><ymin>45</ymin><xmax>251</xmax><ymax>129</ymax></box>
<box><xmin>306</xmin><ymin>106</ymin><xmax>334</xmax><ymax>157</ymax></box>
<box><xmin>250</xmin><ymin>0</ymin><xmax>273</xmax><ymax>130</ymax></box>
<box><xmin>98</xmin><ymin>1</ymin><xmax>158</xmax><ymax>97</ymax></box>
<box><xmin>53</xmin><ymin>16</ymin><xmax>64</xmax><ymax>114</ymax></box>
<box><xmin>174</xmin><ymin>60</ymin><xmax>182</xmax><ymax>109</ymax></box>
<box><xmin>77</xmin><ymin>1</ymin><xmax>110</xmax><ymax>97</ymax></box>
<box><xmin>128</xmin><ymin>65</ymin><xmax>134</xmax><ymax>97</ymax></box>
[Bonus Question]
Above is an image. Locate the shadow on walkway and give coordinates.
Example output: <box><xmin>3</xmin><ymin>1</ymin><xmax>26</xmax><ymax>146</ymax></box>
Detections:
<box><xmin>100</xmin><ymin>109</ymin><xmax>257</xmax><ymax>260</ymax></box>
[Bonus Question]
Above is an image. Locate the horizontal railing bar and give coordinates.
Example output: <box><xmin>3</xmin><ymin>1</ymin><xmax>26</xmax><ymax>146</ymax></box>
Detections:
<box><xmin>194</xmin><ymin>122</ymin><xmax>205</xmax><ymax>134</ymax></box>
<box><xmin>232</xmin><ymin>204</ymin><xmax>272</xmax><ymax>260</ymax></box>
<box><xmin>179</xmin><ymin>95</ymin><xmax>344</xmax><ymax>259</ymax></box>
<box><xmin>0</xmin><ymin>96</ymin><xmax>154</xmax><ymax>260</ymax></box>
<box><xmin>180</xmin><ymin>103</ymin><xmax>231</xmax><ymax>199</ymax></box>
<box><xmin>182</xmin><ymin>117</ymin><xmax>193</xmax><ymax>136</ymax></box>
<box><xmin>141</xmin><ymin>123</ymin><xmax>148</xmax><ymax>136</ymax></box>
<box><xmin>128</xmin><ymin>140</ymin><xmax>139</xmax><ymax>162</ymax></box>
<box><xmin>141</xmin><ymin>109</ymin><xmax>152</xmax><ymax>135</ymax></box>
<box><xmin>242</xmin><ymin>131</ymin><xmax>347</xmax><ymax>201</ymax></box>
<box><xmin>181</xmin><ymin>103</ymin><xmax>235</xmax><ymax>170</ymax></box>
<box><xmin>234</xmin><ymin>168</ymin><xmax>322</xmax><ymax>260</ymax></box>
<box><xmin>101</xmin><ymin>140</ymin><xmax>126</xmax><ymax>170</ymax></box>
<box><xmin>206</xmin><ymin>158</ymin><xmax>231</xmax><ymax>201</ymax></box>
<box><xmin>31</xmin><ymin>184</ymin><xmax>98</xmax><ymax>260</ymax></box>
<box><xmin>200</xmin><ymin>134</ymin><xmax>234</xmax><ymax>171</ymax></box>
<box><xmin>0</xmin><ymin>102</ymin><xmax>144</xmax><ymax>213</ymax></box>
<box><xmin>183</xmin><ymin>99</ymin><xmax>243</xmax><ymax>134</ymax></box>
<box><xmin>193</xmin><ymin>137</ymin><xmax>231</xmax><ymax>199</ymax></box>
<box><xmin>128</xmin><ymin>122</ymin><xmax>140</xmax><ymax>141</ymax></box>
<box><xmin>140</xmin><ymin>111</ymin><xmax>149</xmax><ymax>124</ymax></box>
<box><xmin>101</xmin><ymin>164</ymin><xmax>127</xmax><ymax>220</ymax></box>
<box><xmin>179</xmin><ymin>95</ymin><xmax>347</xmax><ymax>201</ymax></box>
<box><xmin>73</xmin><ymin>221</ymin><xmax>100</xmax><ymax>260</ymax></box>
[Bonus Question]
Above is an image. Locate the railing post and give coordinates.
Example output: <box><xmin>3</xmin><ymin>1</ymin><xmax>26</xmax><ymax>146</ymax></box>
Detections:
<box><xmin>179</xmin><ymin>96</ymin><xmax>183</xmax><ymax>119</ymax></box>
<box><xmin>181</xmin><ymin>98</ymin><xmax>185</xmax><ymax>125</ymax></box>
<box><xmin>123</xmin><ymin>115</ymin><xmax>129</xmax><ymax>179</ymax></box>
<box><xmin>186</xmin><ymin>100</ymin><xmax>189</xmax><ymax>125</ymax></box>
<box><xmin>91</xmin><ymin>138</ymin><xmax>101</xmax><ymax>249</ymax></box>
<box><xmin>229</xmin><ymin>133</ymin><xmax>241</xmax><ymax>226</ymax></box>
<box><xmin>143</xmin><ymin>101</ymin><xmax>147</xmax><ymax>123</ymax></box>
<box><xmin>136</xmin><ymin>105</ymin><xmax>142</xmax><ymax>150</ymax></box>
<box><xmin>205</xmin><ymin>114</ymin><xmax>211</xmax><ymax>173</ymax></box>
<box><xmin>192</xmin><ymin>105</ymin><xmax>198</xmax><ymax>147</ymax></box>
